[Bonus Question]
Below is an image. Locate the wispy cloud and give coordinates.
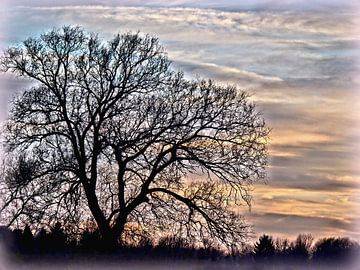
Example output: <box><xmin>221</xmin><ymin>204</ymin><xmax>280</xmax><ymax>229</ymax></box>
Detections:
<box><xmin>8</xmin><ymin>0</ymin><xmax>359</xmax><ymax>11</ymax></box>
<box><xmin>246</xmin><ymin>212</ymin><xmax>360</xmax><ymax>240</ymax></box>
<box><xmin>1</xmin><ymin>3</ymin><xmax>359</xmax><ymax>240</ymax></box>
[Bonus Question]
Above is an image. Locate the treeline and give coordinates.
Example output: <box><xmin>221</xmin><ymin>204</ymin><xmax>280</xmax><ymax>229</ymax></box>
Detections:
<box><xmin>0</xmin><ymin>224</ymin><xmax>358</xmax><ymax>266</ymax></box>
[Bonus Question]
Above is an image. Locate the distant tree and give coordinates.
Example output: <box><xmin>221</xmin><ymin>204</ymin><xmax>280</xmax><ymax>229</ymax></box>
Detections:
<box><xmin>10</xmin><ymin>228</ymin><xmax>23</xmax><ymax>252</ymax></box>
<box><xmin>231</xmin><ymin>243</ymin><xmax>253</xmax><ymax>263</ymax></box>
<box><xmin>254</xmin><ymin>234</ymin><xmax>275</xmax><ymax>261</ymax></box>
<box><xmin>275</xmin><ymin>237</ymin><xmax>291</xmax><ymax>253</ymax></box>
<box><xmin>312</xmin><ymin>237</ymin><xmax>359</xmax><ymax>263</ymax></box>
<box><xmin>288</xmin><ymin>234</ymin><xmax>313</xmax><ymax>261</ymax></box>
<box><xmin>0</xmin><ymin>226</ymin><xmax>12</xmax><ymax>244</ymax></box>
<box><xmin>157</xmin><ymin>235</ymin><xmax>191</xmax><ymax>250</ymax></box>
<box><xmin>48</xmin><ymin>222</ymin><xmax>67</xmax><ymax>251</ymax></box>
<box><xmin>155</xmin><ymin>235</ymin><xmax>190</xmax><ymax>258</ymax></box>
<box><xmin>21</xmin><ymin>225</ymin><xmax>34</xmax><ymax>252</ymax></box>
<box><xmin>274</xmin><ymin>237</ymin><xmax>291</xmax><ymax>261</ymax></box>
<box><xmin>0</xmin><ymin>26</ymin><xmax>269</xmax><ymax>247</ymax></box>
<box><xmin>33</xmin><ymin>227</ymin><xmax>50</xmax><ymax>252</ymax></box>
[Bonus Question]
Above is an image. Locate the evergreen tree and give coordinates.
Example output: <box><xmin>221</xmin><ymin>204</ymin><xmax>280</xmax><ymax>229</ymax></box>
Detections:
<box><xmin>253</xmin><ymin>234</ymin><xmax>275</xmax><ymax>261</ymax></box>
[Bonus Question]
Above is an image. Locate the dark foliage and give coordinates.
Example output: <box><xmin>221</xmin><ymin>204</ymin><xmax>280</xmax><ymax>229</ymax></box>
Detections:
<box><xmin>154</xmin><ymin>235</ymin><xmax>195</xmax><ymax>259</ymax></box>
<box><xmin>287</xmin><ymin>234</ymin><xmax>313</xmax><ymax>262</ymax></box>
<box><xmin>312</xmin><ymin>237</ymin><xmax>359</xmax><ymax>263</ymax></box>
<box><xmin>253</xmin><ymin>234</ymin><xmax>275</xmax><ymax>262</ymax></box>
<box><xmin>78</xmin><ymin>228</ymin><xmax>102</xmax><ymax>251</ymax></box>
<box><xmin>21</xmin><ymin>225</ymin><xmax>34</xmax><ymax>252</ymax></box>
<box><xmin>1</xmin><ymin>226</ymin><xmax>359</xmax><ymax>267</ymax></box>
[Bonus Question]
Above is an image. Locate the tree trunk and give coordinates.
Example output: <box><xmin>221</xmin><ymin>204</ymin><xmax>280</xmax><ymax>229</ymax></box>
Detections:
<box><xmin>100</xmin><ymin>228</ymin><xmax>118</xmax><ymax>250</ymax></box>
<box><xmin>82</xmin><ymin>183</ymin><xmax>118</xmax><ymax>248</ymax></box>
<box><xmin>97</xmin><ymin>214</ymin><xmax>127</xmax><ymax>249</ymax></box>
<box><xmin>81</xmin><ymin>174</ymin><xmax>130</xmax><ymax>249</ymax></box>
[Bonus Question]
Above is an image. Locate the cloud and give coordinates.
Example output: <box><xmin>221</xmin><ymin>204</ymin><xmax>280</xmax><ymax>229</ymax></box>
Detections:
<box><xmin>246</xmin><ymin>212</ymin><xmax>359</xmax><ymax>240</ymax></box>
<box><xmin>173</xmin><ymin>60</ymin><xmax>284</xmax><ymax>83</ymax></box>
<box><xmin>1</xmin><ymin>3</ymin><xmax>359</xmax><ymax>241</ymax></box>
<box><xmin>0</xmin><ymin>74</ymin><xmax>33</xmax><ymax>121</ymax></box>
<box><xmin>266</xmin><ymin>169</ymin><xmax>358</xmax><ymax>191</ymax></box>
<box><xmin>8</xmin><ymin>0</ymin><xmax>359</xmax><ymax>11</ymax></box>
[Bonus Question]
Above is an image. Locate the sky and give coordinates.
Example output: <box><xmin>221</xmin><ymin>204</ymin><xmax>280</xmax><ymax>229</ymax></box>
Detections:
<box><xmin>0</xmin><ymin>0</ymin><xmax>359</xmax><ymax>241</ymax></box>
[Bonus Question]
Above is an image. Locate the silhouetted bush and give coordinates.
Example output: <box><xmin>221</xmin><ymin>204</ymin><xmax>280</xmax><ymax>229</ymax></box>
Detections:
<box><xmin>33</xmin><ymin>227</ymin><xmax>51</xmax><ymax>253</ymax></box>
<box><xmin>0</xmin><ymin>226</ymin><xmax>14</xmax><ymax>253</ymax></box>
<box><xmin>22</xmin><ymin>225</ymin><xmax>34</xmax><ymax>250</ymax></box>
<box><xmin>199</xmin><ymin>238</ymin><xmax>223</xmax><ymax>261</ymax></box>
<box><xmin>48</xmin><ymin>222</ymin><xmax>67</xmax><ymax>252</ymax></box>
<box><xmin>78</xmin><ymin>228</ymin><xmax>102</xmax><ymax>251</ymax></box>
<box><xmin>157</xmin><ymin>235</ymin><xmax>190</xmax><ymax>250</ymax></box>
<box><xmin>154</xmin><ymin>235</ymin><xmax>194</xmax><ymax>259</ymax></box>
<box><xmin>137</xmin><ymin>235</ymin><xmax>154</xmax><ymax>250</ymax></box>
<box><xmin>10</xmin><ymin>229</ymin><xmax>23</xmax><ymax>252</ymax></box>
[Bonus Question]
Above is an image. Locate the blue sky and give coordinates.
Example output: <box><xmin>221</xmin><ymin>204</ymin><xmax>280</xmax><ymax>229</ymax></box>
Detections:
<box><xmin>0</xmin><ymin>0</ymin><xmax>360</xmax><ymax>241</ymax></box>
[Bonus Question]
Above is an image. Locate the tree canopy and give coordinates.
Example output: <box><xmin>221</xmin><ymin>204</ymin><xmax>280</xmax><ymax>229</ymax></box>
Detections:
<box><xmin>0</xmin><ymin>26</ymin><xmax>269</xmax><ymax>247</ymax></box>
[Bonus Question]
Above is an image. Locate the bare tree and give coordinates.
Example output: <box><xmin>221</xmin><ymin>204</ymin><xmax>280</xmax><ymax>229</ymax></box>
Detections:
<box><xmin>0</xmin><ymin>26</ymin><xmax>269</xmax><ymax>247</ymax></box>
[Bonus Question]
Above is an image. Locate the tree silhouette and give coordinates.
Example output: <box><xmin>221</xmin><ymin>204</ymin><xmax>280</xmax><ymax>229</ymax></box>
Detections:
<box><xmin>21</xmin><ymin>225</ymin><xmax>34</xmax><ymax>252</ymax></box>
<box><xmin>274</xmin><ymin>237</ymin><xmax>291</xmax><ymax>261</ymax></box>
<box><xmin>253</xmin><ymin>234</ymin><xmax>275</xmax><ymax>261</ymax></box>
<box><xmin>288</xmin><ymin>234</ymin><xmax>313</xmax><ymax>261</ymax></box>
<box><xmin>48</xmin><ymin>222</ymin><xmax>67</xmax><ymax>251</ymax></box>
<box><xmin>0</xmin><ymin>26</ymin><xmax>269</xmax><ymax>247</ymax></box>
<box><xmin>312</xmin><ymin>237</ymin><xmax>359</xmax><ymax>263</ymax></box>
